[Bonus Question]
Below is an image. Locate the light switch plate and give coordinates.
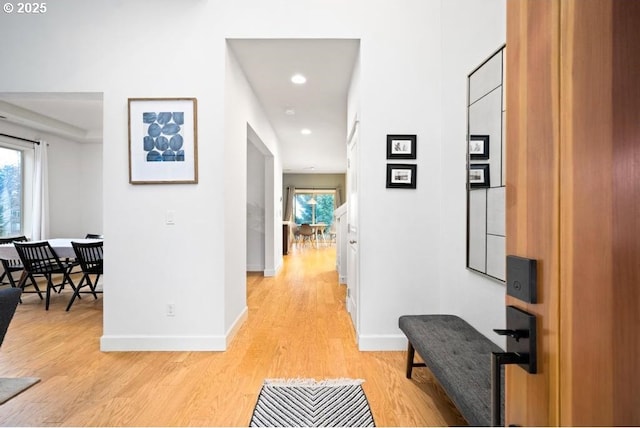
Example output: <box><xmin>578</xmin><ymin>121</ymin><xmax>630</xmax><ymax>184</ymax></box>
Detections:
<box><xmin>166</xmin><ymin>210</ymin><xmax>175</xmax><ymax>225</ymax></box>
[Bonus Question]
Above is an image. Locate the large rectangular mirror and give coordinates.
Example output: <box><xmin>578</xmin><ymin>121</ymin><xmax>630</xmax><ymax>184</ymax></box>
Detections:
<box><xmin>466</xmin><ymin>46</ymin><xmax>506</xmax><ymax>282</ymax></box>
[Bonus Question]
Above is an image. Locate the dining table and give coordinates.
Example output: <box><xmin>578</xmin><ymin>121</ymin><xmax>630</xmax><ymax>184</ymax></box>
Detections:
<box><xmin>0</xmin><ymin>238</ymin><xmax>102</xmax><ymax>260</ymax></box>
<box><xmin>309</xmin><ymin>223</ymin><xmax>327</xmax><ymax>244</ymax></box>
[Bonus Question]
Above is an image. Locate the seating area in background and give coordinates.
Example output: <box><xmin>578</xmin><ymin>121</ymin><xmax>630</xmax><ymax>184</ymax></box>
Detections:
<box><xmin>0</xmin><ymin>235</ymin><xmax>104</xmax><ymax>311</ymax></box>
<box><xmin>293</xmin><ymin>223</ymin><xmax>332</xmax><ymax>248</ymax></box>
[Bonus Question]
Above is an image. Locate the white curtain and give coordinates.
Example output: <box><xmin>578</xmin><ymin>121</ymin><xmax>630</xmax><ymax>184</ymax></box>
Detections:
<box><xmin>31</xmin><ymin>141</ymin><xmax>49</xmax><ymax>240</ymax></box>
<box><xmin>334</xmin><ymin>186</ymin><xmax>342</xmax><ymax>208</ymax></box>
<box><xmin>284</xmin><ymin>186</ymin><xmax>295</xmax><ymax>222</ymax></box>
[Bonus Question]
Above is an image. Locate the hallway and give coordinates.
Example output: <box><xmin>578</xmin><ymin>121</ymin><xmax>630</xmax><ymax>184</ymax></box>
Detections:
<box><xmin>243</xmin><ymin>245</ymin><xmax>466</xmax><ymax>426</ymax></box>
<box><xmin>0</xmin><ymin>246</ymin><xmax>464</xmax><ymax>426</ymax></box>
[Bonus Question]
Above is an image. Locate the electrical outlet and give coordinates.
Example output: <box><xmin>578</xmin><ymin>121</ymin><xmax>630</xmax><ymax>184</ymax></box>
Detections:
<box><xmin>167</xmin><ymin>303</ymin><xmax>176</xmax><ymax>317</ymax></box>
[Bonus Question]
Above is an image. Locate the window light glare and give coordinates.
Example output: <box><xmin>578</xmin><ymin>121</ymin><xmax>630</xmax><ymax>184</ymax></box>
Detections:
<box><xmin>301</xmin><ymin>128</ymin><xmax>312</xmax><ymax>135</ymax></box>
<box><xmin>291</xmin><ymin>74</ymin><xmax>307</xmax><ymax>84</ymax></box>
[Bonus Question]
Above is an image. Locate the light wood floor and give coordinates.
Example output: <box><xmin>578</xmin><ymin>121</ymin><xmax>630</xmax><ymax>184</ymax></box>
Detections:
<box><xmin>0</xmin><ymin>246</ymin><xmax>465</xmax><ymax>426</ymax></box>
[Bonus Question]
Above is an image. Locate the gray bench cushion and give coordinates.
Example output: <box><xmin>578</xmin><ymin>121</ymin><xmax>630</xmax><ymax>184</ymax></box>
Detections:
<box><xmin>398</xmin><ymin>314</ymin><xmax>504</xmax><ymax>427</ymax></box>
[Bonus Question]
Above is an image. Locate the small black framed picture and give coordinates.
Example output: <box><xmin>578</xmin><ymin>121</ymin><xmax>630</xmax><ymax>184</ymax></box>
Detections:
<box><xmin>469</xmin><ymin>134</ymin><xmax>490</xmax><ymax>160</ymax></box>
<box><xmin>469</xmin><ymin>163</ymin><xmax>490</xmax><ymax>188</ymax></box>
<box><xmin>386</xmin><ymin>164</ymin><xmax>417</xmax><ymax>189</ymax></box>
<box><xmin>387</xmin><ymin>134</ymin><xmax>417</xmax><ymax>159</ymax></box>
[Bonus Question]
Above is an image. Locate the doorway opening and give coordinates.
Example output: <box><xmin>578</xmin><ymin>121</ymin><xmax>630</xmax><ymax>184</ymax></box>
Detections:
<box><xmin>228</xmin><ymin>38</ymin><xmax>360</xmax><ymax>342</ymax></box>
<box><xmin>246</xmin><ymin>124</ymin><xmax>275</xmax><ymax>276</ymax></box>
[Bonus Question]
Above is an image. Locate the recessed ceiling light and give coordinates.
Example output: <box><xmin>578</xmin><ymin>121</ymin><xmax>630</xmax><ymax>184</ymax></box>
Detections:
<box><xmin>301</xmin><ymin>128</ymin><xmax>312</xmax><ymax>135</ymax></box>
<box><xmin>291</xmin><ymin>74</ymin><xmax>307</xmax><ymax>84</ymax></box>
<box><xmin>284</xmin><ymin>108</ymin><xmax>296</xmax><ymax>115</ymax></box>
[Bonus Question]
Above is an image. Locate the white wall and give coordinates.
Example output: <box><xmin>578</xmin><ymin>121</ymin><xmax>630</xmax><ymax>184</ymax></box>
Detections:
<box><xmin>247</xmin><ymin>139</ymin><xmax>266</xmax><ymax>272</ymax></box>
<box><xmin>355</xmin><ymin>1</ymin><xmax>446</xmax><ymax>349</ymax></box>
<box><xmin>0</xmin><ymin>0</ymin><xmax>506</xmax><ymax>351</ymax></box>
<box><xmin>47</xmin><ymin>135</ymin><xmax>84</xmax><ymax>237</ymax></box>
<box><xmin>224</xmin><ymin>44</ymin><xmax>283</xmax><ymax>339</ymax></box>
<box><xmin>439</xmin><ymin>0</ymin><xmax>507</xmax><ymax>346</ymax></box>
<box><xmin>78</xmin><ymin>143</ymin><xmax>104</xmax><ymax>235</ymax></box>
<box><xmin>3</xmin><ymin>0</ymin><xmax>229</xmax><ymax>350</ymax></box>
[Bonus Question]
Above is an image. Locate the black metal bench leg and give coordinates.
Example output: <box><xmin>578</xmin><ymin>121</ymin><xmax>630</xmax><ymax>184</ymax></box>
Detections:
<box><xmin>406</xmin><ymin>341</ymin><xmax>415</xmax><ymax>378</ymax></box>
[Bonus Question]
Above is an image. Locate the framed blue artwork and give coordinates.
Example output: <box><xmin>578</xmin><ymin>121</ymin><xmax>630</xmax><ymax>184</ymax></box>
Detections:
<box><xmin>128</xmin><ymin>98</ymin><xmax>198</xmax><ymax>184</ymax></box>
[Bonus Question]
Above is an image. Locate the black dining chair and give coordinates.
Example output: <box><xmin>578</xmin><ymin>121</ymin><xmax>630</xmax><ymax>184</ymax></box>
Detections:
<box><xmin>0</xmin><ymin>236</ymin><xmax>43</xmax><ymax>300</ymax></box>
<box><xmin>14</xmin><ymin>241</ymin><xmax>77</xmax><ymax>310</ymax></box>
<box><xmin>66</xmin><ymin>240</ymin><xmax>103</xmax><ymax>311</ymax></box>
<box><xmin>0</xmin><ymin>236</ymin><xmax>29</xmax><ymax>288</ymax></box>
<box><xmin>65</xmin><ymin>234</ymin><xmax>103</xmax><ymax>275</ymax></box>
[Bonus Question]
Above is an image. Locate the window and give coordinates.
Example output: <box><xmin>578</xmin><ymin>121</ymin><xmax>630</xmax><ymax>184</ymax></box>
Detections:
<box><xmin>294</xmin><ymin>190</ymin><xmax>335</xmax><ymax>226</ymax></box>
<box><xmin>0</xmin><ymin>146</ymin><xmax>23</xmax><ymax>237</ymax></box>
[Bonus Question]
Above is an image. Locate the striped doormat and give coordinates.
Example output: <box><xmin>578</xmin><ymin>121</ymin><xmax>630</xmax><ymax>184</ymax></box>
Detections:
<box><xmin>249</xmin><ymin>378</ymin><xmax>375</xmax><ymax>427</ymax></box>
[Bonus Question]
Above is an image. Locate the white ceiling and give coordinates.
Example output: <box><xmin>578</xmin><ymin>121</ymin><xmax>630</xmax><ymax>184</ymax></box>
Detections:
<box><xmin>229</xmin><ymin>39</ymin><xmax>359</xmax><ymax>174</ymax></box>
<box><xmin>0</xmin><ymin>39</ymin><xmax>359</xmax><ymax>173</ymax></box>
<box><xmin>0</xmin><ymin>92</ymin><xmax>103</xmax><ymax>143</ymax></box>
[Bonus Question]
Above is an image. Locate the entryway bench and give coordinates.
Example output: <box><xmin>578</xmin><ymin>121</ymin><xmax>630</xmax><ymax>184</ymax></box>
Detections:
<box><xmin>398</xmin><ymin>314</ymin><xmax>504</xmax><ymax>427</ymax></box>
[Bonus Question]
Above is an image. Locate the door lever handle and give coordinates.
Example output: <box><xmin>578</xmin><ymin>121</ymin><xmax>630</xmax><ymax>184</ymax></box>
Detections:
<box><xmin>491</xmin><ymin>307</ymin><xmax>538</xmax><ymax>426</ymax></box>
<box><xmin>493</xmin><ymin>328</ymin><xmax>529</xmax><ymax>342</ymax></box>
<box><xmin>349</xmin><ymin>240</ymin><xmax>357</xmax><ymax>244</ymax></box>
<box><xmin>491</xmin><ymin>352</ymin><xmax>529</xmax><ymax>426</ymax></box>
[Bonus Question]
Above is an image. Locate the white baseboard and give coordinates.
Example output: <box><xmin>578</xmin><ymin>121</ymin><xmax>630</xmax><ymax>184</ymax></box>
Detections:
<box><xmin>100</xmin><ymin>307</ymin><xmax>249</xmax><ymax>352</ymax></box>
<box><xmin>226</xmin><ymin>306</ymin><xmax>248</xmax><ymax>347</ymax></box>
<box><xmin>347</xmin><ymin>295</ymin><xmax>356</xmax><ymax>315</ymax></box>
<box><xmin>264</xmin><ymin>259</ymin><xmax>283</xmax><ymax>277</ymax></box>
<box><xmin>246</xmin><ymin>264</ymin><xmax>264</xmax><ymax>272</ymax></box>
<box><xmin>100</xmin><ymin>334</ymin><xmax>227</xmax><ymax>351</ymax></box>
<box><xmin>357</xmin><ymin>334</ymin><xmax>407</xmax><ymax>351</ymax></box>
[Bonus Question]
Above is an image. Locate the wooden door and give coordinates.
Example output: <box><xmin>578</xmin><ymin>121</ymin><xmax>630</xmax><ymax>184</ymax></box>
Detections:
<box><xmin>506</xmin><ymin>0</ymin><xmax>640</xmax><ymax>425</ymax></box>
<box><xmin>558</xmin><ymin>0</ymin><xmax>640</xmax><ymax>424</ymax></box>
<box><xmin>505</xmin><ymin>1</ymin><xmax>561</xmax><ymax>424</ymax></box>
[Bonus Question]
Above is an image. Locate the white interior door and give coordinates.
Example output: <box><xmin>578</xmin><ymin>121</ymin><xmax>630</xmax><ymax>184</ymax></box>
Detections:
<box><xmin>346</xmin><ymin>120</ymin><xmax>359</xmax><ymax>340</ymax></box>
